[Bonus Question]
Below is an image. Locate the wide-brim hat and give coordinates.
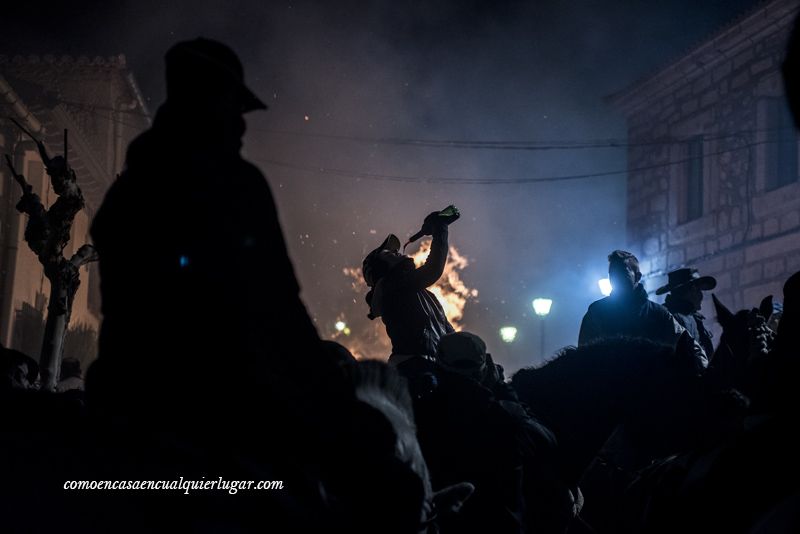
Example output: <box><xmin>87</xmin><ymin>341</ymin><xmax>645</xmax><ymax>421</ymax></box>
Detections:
<box><xmin>656</xmin><ymin>268</ymin><xmax>717</xmax><ymax>295</ymax></box>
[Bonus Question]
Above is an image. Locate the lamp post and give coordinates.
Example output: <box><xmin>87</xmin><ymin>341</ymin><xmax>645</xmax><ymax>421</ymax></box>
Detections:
<box><xmin>532</xmin><ymin>298</ymin><xmax>552</xmax><ymax>359</ymax></box>
<box><xmin>499</xmin><ymin>326</ymin><xmax>517</xmax><ymax>362</ymax></box>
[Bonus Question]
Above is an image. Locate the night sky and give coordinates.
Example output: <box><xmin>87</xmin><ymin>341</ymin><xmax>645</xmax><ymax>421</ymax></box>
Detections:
<box><xmin>3</xmin><ymin>0</ymin><xmax>763</xmax><ymax>369</ymax></box>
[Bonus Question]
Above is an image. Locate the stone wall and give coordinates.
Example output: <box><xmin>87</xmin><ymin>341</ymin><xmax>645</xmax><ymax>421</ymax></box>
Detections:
<box><xmin>614</xmin><ymin>0</ymin><xmax>800</xmax><ymax>339</ymax></box>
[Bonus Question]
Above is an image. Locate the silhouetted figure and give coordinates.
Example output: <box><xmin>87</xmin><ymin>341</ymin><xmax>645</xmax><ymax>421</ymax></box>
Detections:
<box><xmin>776</xmin><ymin>271</ymin><xmax>800</xmax><ymax>355</ymax></box>
<box><xmin>320</xmin><ymin>339</ymin><xmax>357</xmax><ymax>368</ymax></box>
<box><xmin>579</xmin><ymin>250</ymin><xmax>708</xmax><ymax>368</ymax></box>
<box><xmin>362</xmin><ymin>210</ymin><xmax>456</xmax><ymax>376</ymax></box>
<box><xmin>755</xmin><ymin>270</ymin><xmax>800</xmax><ymax>416</ymax></box>
<box><xmin>708</xmin><ymin>294</ymin><xmax>774</xmax><ymax>404</ymax></box>
<box><xmin>415</xmin><ymin>332</ymin><xmax>551</xmax><ymax>534</ymax></box>
<box><xmin>84</xmin><ymin>39</ymin><xmax>455</xmax><ymax>533</ymax></box>
<box><xmin>627</xmin><ymin>27</ymin><xmax>800</xmax><ymax>533</ymax></box>
<box><xmin>56</xmin><ymin>357</ymin><xmax>83</xmax><ymax>393</ymax></box>
<box><xmin>437</xmin><ymin>330</ymin><xmax>511</xmax><ymax>391</ymax></box>
<box><xmin>783</xmin><ymin>12</ymin><xmax>800</xmax><ymax>129</ymax></box>
<box><xmin>626</xmin><ymin>22</ymin><xmax>800</xmax><ymax>532</ymax></box>
<box><xmin>767</xmin><ymin>299</ymin><xmax>783</xmax><ymax>333</ymax></box>
<box><xmin>335</xmin><ymin>359</ymin><xmax>474</xmax><ymax>533</ymax></box>
<box><xmin>0</xmin><ymin>346</ymin><xmax>38</xmax><ymax>391</ymax></box>
<box><xmin>511</xmin><ymin>337</ymin><xmax>708</xmax><ymax>534</ymax></box>
<box><xmin>90</xmin><ymin>38</ymin><xmax>321</xmax><ymax>427</ymax></box>
<box><xmin>658</xmin><ymin>268</ymin><xmax>716</xmax><ymax>360</ymax></box>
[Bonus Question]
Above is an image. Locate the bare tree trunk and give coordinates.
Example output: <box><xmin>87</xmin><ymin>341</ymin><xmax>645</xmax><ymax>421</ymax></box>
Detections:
<box><xmin>39</xmin><ymin>246</ymin><xmax>98</xmax><ymax>390</ymax></box>
<box><xmin>39</xmin><ymin>279</ymin><xmax>68</xmax><ymax>390</ymax></box>
<box><xmin>4</xmin><ymin>126</ymin><xmax>98</xmax><ymax>391</ymax></box>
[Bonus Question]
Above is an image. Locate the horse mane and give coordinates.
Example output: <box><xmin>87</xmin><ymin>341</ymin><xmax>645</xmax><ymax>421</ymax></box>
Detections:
<box><xmin>511</xmin><ymin>337</ymin><xmax>677</xmax><ymax>431</ymax></box>
<box><xmin>511</xmin><ymin>337</ymin><xmax>699</xmax><ymax>486</ymax></box>
<box><xmin>512</xmin><ymin>337</ymin><xmax>675</xmax><ymax>388</ymax></box>
<box><xmin>351</xmin><ymin>360</ymin><xmax>414</xmax><ymax>424</ymax></box>
<box><xmin>350</xmin><ymin>360</ymin><xmax>432</xmax><ymax>495</ymax></box>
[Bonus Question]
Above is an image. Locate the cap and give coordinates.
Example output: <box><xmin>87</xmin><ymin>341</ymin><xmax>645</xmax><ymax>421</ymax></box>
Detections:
<box><xmin>436</xmin><ymin>332</ymin><xmax>487</xmax><ymax>375</ymax></box>
<box><xmin>165</xmin><ymin>38</ymin><xmax>267</xmax><ymax>113</ymax></box>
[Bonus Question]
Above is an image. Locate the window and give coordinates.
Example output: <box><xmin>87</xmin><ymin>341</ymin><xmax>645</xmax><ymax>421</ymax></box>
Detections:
<box><xmin>681</xmin><ymin>136</ymin><xmax>704</xmax><ymax>223</ymax></box>
<box><xmin>765</xmin><ymin>97</ymin><xmax>798</xmax><ymax>191</ymax></box>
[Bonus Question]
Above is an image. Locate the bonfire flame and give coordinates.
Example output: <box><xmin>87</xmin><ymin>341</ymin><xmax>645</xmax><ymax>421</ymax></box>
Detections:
<box><xmin>339</xmin><ymin>241</ymin><xmax>477</xmax><ymax>360</ymax></box>
<box><xmin>411</xmin><ymin>241</ymin><xmax>478</xmax><ymax>330</ymax></box>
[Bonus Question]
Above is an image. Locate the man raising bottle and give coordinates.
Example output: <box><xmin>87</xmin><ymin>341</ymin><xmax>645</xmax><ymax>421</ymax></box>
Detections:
<box><xmin>362</xmin><ymin>207</ymin><xmax>459</xmax><ymax>378</ymax></box>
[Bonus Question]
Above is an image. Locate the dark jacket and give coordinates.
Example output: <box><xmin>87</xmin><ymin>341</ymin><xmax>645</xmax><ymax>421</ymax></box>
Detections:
<box><xmin>578</xmin><ymin>284</ymin><xmax>682</xmax><ymax>346</ymax></box>
<box><xmin>368</xmin><ymin>226</ymin><xmax>454</xmax><ymax>357</ymax></box>
<box><xmin>664</xmin><ymin>294</ymin><xmax>715</xmax><ymax>360</ymax></box>
<box><xmin>579</xmin><ymin>283</ymin><xmax>708</xmax><ymax>369</ymax></box>
<box><xmin>90</xmin><ymin>104</ymin><xmax>320</xmax><ymax>420</ymax></box>
<box><xmin>415</xmin><ymin>370</ymin><xmax>550</xmax><ymax>534</ymax></box>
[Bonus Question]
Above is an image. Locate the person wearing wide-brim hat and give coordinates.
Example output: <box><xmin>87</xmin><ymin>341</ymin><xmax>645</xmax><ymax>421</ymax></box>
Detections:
<box><xmin>657</xmin><ymin>268</ymin><xmax>717</xmax><ymax>360</ymax></box>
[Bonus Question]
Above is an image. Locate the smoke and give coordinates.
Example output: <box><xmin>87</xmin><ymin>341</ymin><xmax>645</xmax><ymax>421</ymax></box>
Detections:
<box><xmin>2</xmin><ymin>0</ymin><xmax>763</xmax><ymax>371</ymax></box>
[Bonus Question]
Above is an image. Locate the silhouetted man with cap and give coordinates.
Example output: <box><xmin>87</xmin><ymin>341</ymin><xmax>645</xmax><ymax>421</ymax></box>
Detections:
<box><xmin>657</xmin><ymin>268</ymin><xmax>717</xmax><ymax>359</ymax></box>
<box><xmin>414</xmin><ymin>331</ymin><xmax>559</xmax><ymax>534</ymax></box>
<box><xmin>91</xmin><ymin>38</ymin><xmax>320</xmax><ymax>425</ymax></box>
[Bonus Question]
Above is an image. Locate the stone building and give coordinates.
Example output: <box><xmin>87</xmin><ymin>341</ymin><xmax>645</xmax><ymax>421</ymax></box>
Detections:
<box><xmin>610</xmin><ymin>0</ymin><xmax>800</xmax><ymax>339</ymax></box>
<box><xmin>0</xmin><ymin>54</ymin><xmax>148</xmax><ymax>365</ymax></box>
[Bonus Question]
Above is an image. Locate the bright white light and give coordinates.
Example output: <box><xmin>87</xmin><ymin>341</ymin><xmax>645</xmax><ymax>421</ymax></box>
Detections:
<box><xmin>598</xmin><ymin>278</ymin><xmax>613</xmax><ymax>297</ymax></box>
<box><xmin>532</xmin><ymin>298</ymin><xmax>553</xmax><ymax>317</ymax></box>
<box><xmin>499</xmin><ymin>326</ymin><xmax>518</xmax><ymax>343</ymax></box>
<box><xmin>335</xmin><ymin>321</ymin><xmax>346</xmax><ymax>332</ymax></box>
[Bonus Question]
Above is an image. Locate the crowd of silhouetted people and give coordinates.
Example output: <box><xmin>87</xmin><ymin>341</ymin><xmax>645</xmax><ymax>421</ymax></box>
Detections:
<box><xmin>3</xmin><ymin>22</ymin><xmax>800</xmax><ymax>534</ymax></box>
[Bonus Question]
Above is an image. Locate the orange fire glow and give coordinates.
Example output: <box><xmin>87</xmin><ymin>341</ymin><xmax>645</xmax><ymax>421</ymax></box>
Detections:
<box><xmin>337</xmin><ymin>241</ymin><xmax>477</xmax><ymax>360</ymax></box>
<box><xmin>410</xmin><ymin>241</ymin><xmax>478</xmax><ymax>330</ymax></box>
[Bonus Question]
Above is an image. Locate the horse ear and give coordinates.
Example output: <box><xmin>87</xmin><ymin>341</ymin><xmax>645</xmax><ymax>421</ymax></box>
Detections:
<box><xmin>759</xmin><ymin>295</ymin><xmax>774</xmax><ymax>321</ymax></box>
<box><xmin>712</xmin><ymin>293</ymin><xmax>734</xmax><ymax>329</ymax></box>
<box><xmin>432</xmin><ymin>482</ymin><xmax>475</xmax><ymax>517</ymax></box>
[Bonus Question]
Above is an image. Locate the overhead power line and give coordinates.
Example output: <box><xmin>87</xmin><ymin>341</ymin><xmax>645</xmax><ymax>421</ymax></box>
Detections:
<box><xmin>255</xmin><ymin>137</ymin><xmax>766</xmax><ymax>185</ymax></box>
<box><xmin>4</xmin><ymin>103</ymin><xmax>776</xmax><ymax>186</ymax></box>
<box><xmin>252</xmin><ymin>126</ymin><xmax>790</xmax><ymax>151</ymax></box>
<box><xmin>50</xmin><ymin>96</ymin><xmax>795</xmax><ymax>152</ymax></box>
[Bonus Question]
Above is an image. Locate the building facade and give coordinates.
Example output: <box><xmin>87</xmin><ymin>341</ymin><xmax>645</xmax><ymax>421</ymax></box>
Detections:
<box><xmin>611</xmin><ymin>0</ymin><xmax>800</xmax><ymax>339</ymax></box>
<box><xmin>0</xmin><ymin>54</ymin><xmax>148</xmax><ymax>365</ymax></box>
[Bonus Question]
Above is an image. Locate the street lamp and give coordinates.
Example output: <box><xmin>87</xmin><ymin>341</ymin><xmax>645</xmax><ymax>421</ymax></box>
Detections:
<box><xmin>335</xmin><ymin>321</ymin><xmax>351</xmax><ymax>336</ymax></box>
<box><xmin>532</xmin><ymin>298</ymin><xmax>553</xmax><ymax>359</ymax></box>
<box><xmin>532</xmin><ymin>298</ymin><xmax>553</xmax><ymax>317</ymax></box>
<box><xmin>598</xmin><ymin>278</ymin><xmax>612</xmax><ymax>297</ymax></box>
<box><xmin>499</xmin><ymin>326</ymin><xmax>518</xmax><ymax>343</ymax></box>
